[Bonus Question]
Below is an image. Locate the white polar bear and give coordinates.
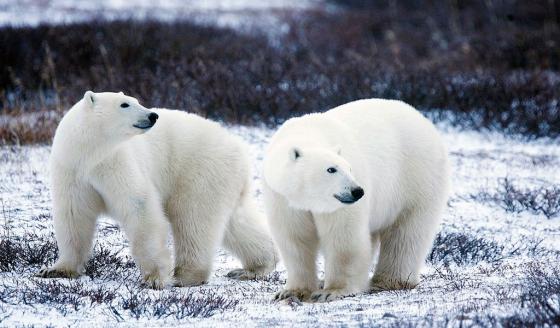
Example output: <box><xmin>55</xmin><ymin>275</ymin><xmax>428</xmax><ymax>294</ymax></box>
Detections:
<box><xmin>263</xmin><ymin>99</ymin><xmax>450</xmax><ymax>302</ymax></box>
<box><xmin>37</xmin><ymin>91</ymin><xmax>277</xmax><ymax>288</ymax></box>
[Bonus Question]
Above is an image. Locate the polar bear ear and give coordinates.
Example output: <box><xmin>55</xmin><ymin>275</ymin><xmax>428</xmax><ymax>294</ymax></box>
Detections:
<box><xmin>291</xmin><ymin>147</ymin><xmax>302</xmax><ymax>161</ymax></box>
<box><xmin>118</xmin><ymin>91</ymin><xmax>124</xmax><ymax>95</ymax></box>
<box><xmin>84</xmin><ymin>91</ymin><xmax>95</xmax><ymax>107</ymax></box>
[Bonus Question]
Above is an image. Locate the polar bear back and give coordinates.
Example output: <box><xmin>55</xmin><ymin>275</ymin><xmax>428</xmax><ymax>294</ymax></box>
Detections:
<box><xmin>268</xmin><ymin>98</ymin><xmax>449</xmax><ymax>231</ymax></box>
<box><xmin>329</xmin><ymin>98</ymin><xmax>449</xmax><ymax>205</ymax></box>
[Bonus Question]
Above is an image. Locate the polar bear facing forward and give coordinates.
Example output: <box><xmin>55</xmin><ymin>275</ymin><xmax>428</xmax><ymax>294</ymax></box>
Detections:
<box><xmin>263</xmin><ymin>99</ymin><xmax>449</xmax><ymax>302</ymax></box>
<box><xmin>38</xmin><ymin>91</ymin><xmax>277</xmax><ymax>288</ymax></box>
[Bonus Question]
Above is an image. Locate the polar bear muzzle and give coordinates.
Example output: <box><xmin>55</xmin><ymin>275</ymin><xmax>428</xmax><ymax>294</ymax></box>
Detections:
<box><xmin>334</xmin><ymin>186</ymin><xmax>364</xmax><ymax>204</ymax></box>
<box><xmin>134</xmin><ymin>112</ymin><xmax>159</xmax><ymax>129</ymax></box>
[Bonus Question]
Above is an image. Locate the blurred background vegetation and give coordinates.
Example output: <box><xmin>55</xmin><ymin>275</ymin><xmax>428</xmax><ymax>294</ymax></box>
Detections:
<box><xmin>0</xmin><ymin>0</ymin><xmax>559</xmax><ymax>144</ymax></box>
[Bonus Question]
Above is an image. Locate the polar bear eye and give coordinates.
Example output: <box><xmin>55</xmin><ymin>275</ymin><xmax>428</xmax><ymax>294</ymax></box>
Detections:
<box><xmin>120</xmin><ymin>103</ymin><xmax>130</xmax><ymax>108</ymax></box>
<box><xmin>327</xmin><ymin>167</ymin><xmax>337</xmax><ymax>174</ymax></box>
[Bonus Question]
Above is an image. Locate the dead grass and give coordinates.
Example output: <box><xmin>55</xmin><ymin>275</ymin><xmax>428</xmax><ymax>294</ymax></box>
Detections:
<box><xmin>1</xmin><ymin>0</ymin><xmax>559</xmax><ymax>144</ymax></box>
<box><xmin>471</xmin><ymin>178</ymin><xmax>560</xmax><ymax>219</ymax></box>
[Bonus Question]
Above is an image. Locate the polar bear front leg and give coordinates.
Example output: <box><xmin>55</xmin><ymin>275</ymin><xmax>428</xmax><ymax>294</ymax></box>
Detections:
<box><xmin>265</xmin><ymin>193</ymin><xmax>319</xmax><ymax>302</ymax></box>
<box><xmin>311</xmin><ymin>208</ymin><xmax>371</xmax><ymax>302</ymax></box>
<box><xmin>273</xmin><ymin>222</ymin><xmax>320</xmax><ymax>302</ymax></box>
<box><xmin>371</xmin><ymin>206</ymin><xmax>442</xmax><ymax>292</ymax></box>
<box><xmin>36</xmin><ymin>183</ymin><xmax>102</xmax><ymax>279</ymax></box>
<box><xmin>117</xmin><ymin>194</ymin><xmax>172</xmax><ymax>289</ymax></box>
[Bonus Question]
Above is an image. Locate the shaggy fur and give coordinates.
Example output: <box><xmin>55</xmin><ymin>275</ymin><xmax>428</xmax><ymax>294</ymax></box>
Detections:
<box><xmin>263</xmin><ymin>99</ymin><xmax>450</xmax><ymax>302</ymax></box>
<box><xmin>38</xmin><ymin>91</ymin><xmax>277</xmax><ymax>288</ymax></box>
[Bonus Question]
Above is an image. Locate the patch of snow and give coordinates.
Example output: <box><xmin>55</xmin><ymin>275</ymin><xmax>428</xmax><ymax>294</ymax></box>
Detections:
<box><xmin>1</xmin><ymin>125</ymin><xmax>559</xmax><ymax>326</ymax></box>
<box><xmin>0</xmin><ymin>0</ymin><xmax>321</xmax><ymax>32</ymax></box>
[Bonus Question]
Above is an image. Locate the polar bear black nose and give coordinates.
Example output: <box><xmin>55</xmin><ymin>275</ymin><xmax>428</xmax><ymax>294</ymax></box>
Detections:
<box><xmin>148</xmin><ymin>113</ymin><xmax>159</xmax><ymax>124</ymax></box>
<box><xmin>351</xmin><ymin>187</ymin><xmax>364</xmax><ymax>200</ymax></box>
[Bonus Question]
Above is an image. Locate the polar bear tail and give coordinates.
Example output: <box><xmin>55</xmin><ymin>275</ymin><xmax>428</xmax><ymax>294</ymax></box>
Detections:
<box><xmin>222</xmin><ymin>182</ymin><xmax>278</xmax><ymax>279</ymax></box>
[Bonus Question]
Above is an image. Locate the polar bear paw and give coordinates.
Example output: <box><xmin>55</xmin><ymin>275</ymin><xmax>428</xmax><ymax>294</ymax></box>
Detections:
<box><xmin>309</xmin><ymin>289</ymin><xmax>353</xmax><ymax>303</ymax></box>
<box><xmin>173</xmin><ymin>277</ymin><xmax>207</xmax><ymax>287</ymax></box>
<box><xmin>226</xmin><ymin>266</ymin><xmax>270</xmax><ymax>281</ymax></box>
<box><xmin>142</xmin><ymin>272</ymin><xmax>172</xmax><ymax>290</ymax></box>
<box><xmin>173</xmin><ymin>268</ymin><xmax>208</xmax><ymax>287</ymax></box>
<box><xmin>369</xmin><ymin>277</ymin><xmax>417</xmax><ymax>292</ymax></box>
<box><xmin>274</xmin><ymin>288</ymin><xmax>312</xmax><ymax>302</ymax></box>
<box><xmin>226</xmin><ymin>268</ymin><xmax>258</xmax><ymax>280</ymax></box>
<box><xmin>35</xmin><ymin>267</ymin><xmax>80</xmax><ymax>279</ymax></box>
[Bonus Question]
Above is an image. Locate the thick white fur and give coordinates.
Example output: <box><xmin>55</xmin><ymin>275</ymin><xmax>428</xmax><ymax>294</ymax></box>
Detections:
<box><xmin>38</xmin><ymin>91</ymin><xmax>277</xmax><ymax>288</ymax></box>
<box><xmin>263</xmin><ymin>99</ymin><xmax>450</xmax><ymax>302</ymax></box>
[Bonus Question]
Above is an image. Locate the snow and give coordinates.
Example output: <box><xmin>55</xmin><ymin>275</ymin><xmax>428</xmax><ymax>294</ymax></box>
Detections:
<box><xmin>1</xmin><ymin>124</ymin><xmax>559</xmax><ymax>327</ymax></box>
<box><xmin>0</xmin><ymin>0</ymin><xmax>320</xmax><ymax>31</ymax></box>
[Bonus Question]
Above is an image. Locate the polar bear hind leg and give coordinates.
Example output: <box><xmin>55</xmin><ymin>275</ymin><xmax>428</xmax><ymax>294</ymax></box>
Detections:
<box><xmin>223</xmin><ymin>190</ymin><xmax>278</xmax><ymax>280</ymax></box>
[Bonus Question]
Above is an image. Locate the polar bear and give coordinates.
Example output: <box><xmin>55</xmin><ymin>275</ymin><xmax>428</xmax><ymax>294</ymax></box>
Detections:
<box><xmin>37</xmin><ymin>91</ymin><xmax>277</xmax><ymax>288</ymax></box>
<box><xmin>263</xmin><ymin>99</ymin><xmax>450</xmax><ymax>302</ymax></box>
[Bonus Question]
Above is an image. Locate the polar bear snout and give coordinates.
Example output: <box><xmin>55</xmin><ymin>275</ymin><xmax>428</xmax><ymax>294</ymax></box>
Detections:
<box><xmin>148</xmin><ymin>112</ymin><xmax>159</xmax><ymax>124</ymax></box>
<box><xmin>334</xmin><ymin>186</ymin><xmax>364</xmax><ymax>204</ymax></box>
<box><xmin>133</xmin><ymin>112</ymin><xmax>159</xmax><ymax>130</ymax></box>
<box><xmin>351</xmin><ymin>187</ymin><xmax>364</xmax><ymax>200</ymax></box>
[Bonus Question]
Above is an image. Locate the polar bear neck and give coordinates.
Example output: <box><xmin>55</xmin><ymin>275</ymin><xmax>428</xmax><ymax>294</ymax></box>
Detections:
<box><xmin>51</xmin><ymin>103</ymin><xmax>129</xmax><ymax>171</ymax></box>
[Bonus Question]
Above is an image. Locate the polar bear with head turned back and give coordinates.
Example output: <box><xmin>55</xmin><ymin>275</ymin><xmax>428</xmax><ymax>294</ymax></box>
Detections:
<box><xmin>38</xmin><ymin>91</ymin><xmax>277</xmax><ymax>288</ymax></box>
<box><xmin>263</xmin><ymin>98</ymin><xmax>450</xmax><ymax>302</ymax></box>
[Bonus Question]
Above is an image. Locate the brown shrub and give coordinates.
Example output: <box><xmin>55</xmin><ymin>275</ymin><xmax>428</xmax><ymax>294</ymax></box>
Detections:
<box><xmin>0</xmin><ymin>0</ymin><xmax>559</xmax><ymax>144</ymax></box>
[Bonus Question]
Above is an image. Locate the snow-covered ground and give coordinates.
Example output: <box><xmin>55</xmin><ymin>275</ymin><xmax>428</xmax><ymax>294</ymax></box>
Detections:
<box><xmin>0</xmin><ymin>0</ymin><xmax>321</xmax><ymax>32</ymax></box>
<box><xmin>1</xmin><ymin>125</ymin><xmax>559</xmax><ymax>327</ymax></box>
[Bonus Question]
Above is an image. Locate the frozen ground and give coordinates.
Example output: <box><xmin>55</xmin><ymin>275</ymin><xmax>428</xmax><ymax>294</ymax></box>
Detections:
<box><xmin>1</xmin><ymin>125</ymin><xmax>559</xmax><ymax>327</ymax></box>
<box><xmin>0</xmin><ymin>0</ymin><xmax>322</xmax><ymax>33</ymax></box>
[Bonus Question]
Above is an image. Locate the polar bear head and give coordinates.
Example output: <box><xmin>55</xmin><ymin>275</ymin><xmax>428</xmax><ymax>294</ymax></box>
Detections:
<box><xmin>80</xmin><ymin>91</ymin><xmax>158</xmax><ymax>140</ymax></box>
<box><xmin>264</xmin><ymin>146</ymin><xmax>364</xmax><ymax>213</ymax></box>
